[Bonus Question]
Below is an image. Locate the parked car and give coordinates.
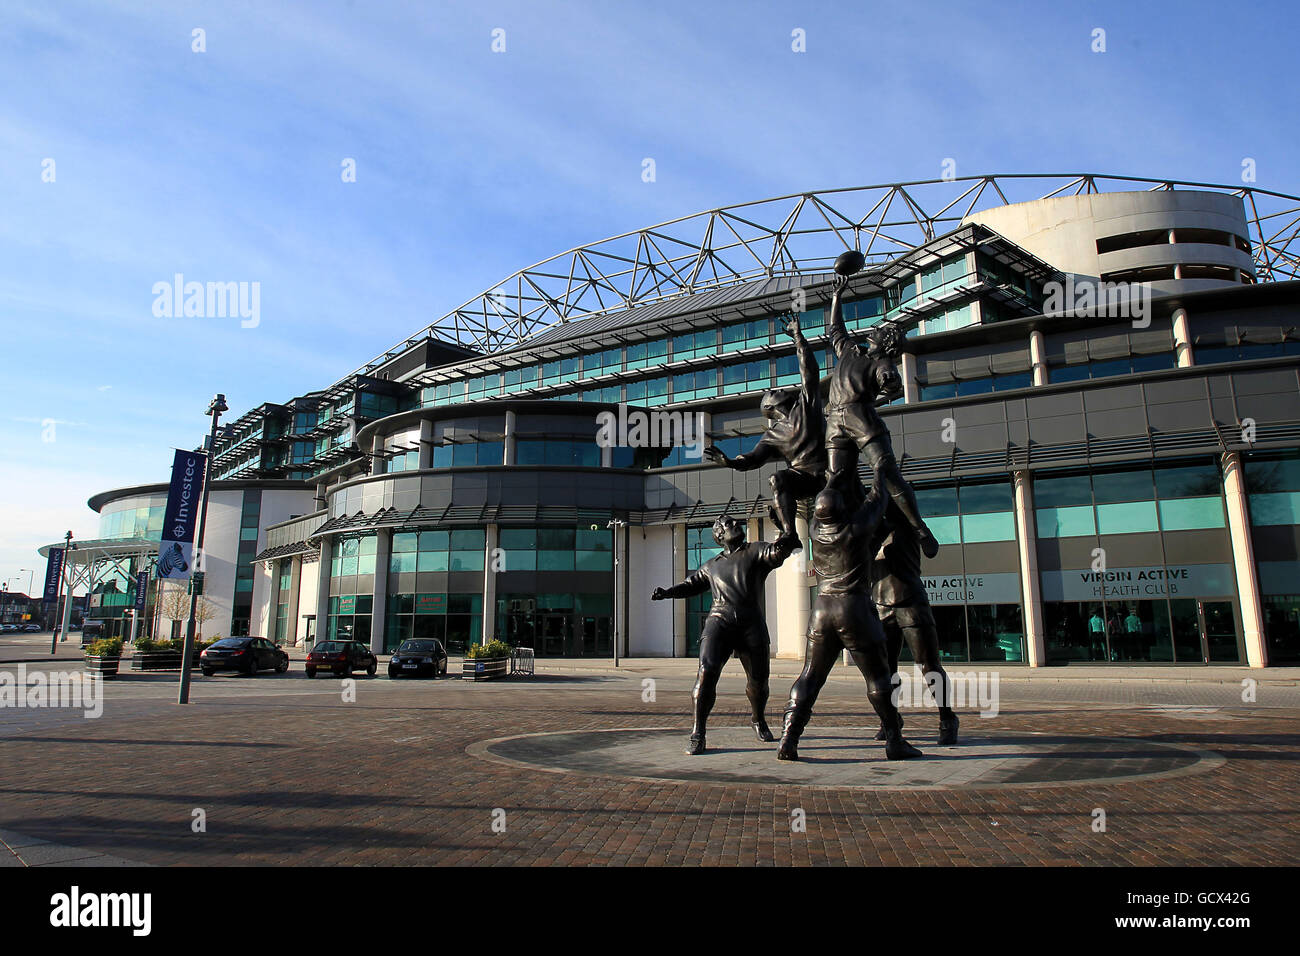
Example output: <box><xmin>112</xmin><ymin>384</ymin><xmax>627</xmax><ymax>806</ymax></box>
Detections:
<box><xmin>200</xmin><ymin>637</ymin><xmax>290</xmax><ymax>676</ymax></box>
<box><xmin>387</xmin><ymin>639</ymin><xmax>448</xmax><ymax>679</ymax></box>
<box><xmin>22</xmin><ymin>624</ymin><xmax>41</xmax><ymax>632</ymax></box>
<box><xmin>306</xmin><ymin>640</ymin><xmax>377</xmax><ymax>678</ymax></box>
<box><xmin>0</xmin><ymin>624</ymin><xmax>17</xmax><ymax>633</ymax></box>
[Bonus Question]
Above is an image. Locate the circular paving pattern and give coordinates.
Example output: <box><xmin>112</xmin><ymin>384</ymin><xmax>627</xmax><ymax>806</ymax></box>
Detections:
<box><xmin>469</xmin><ymin>725</ymin><xmax>1226</xmax><ymax>790</ymax></box>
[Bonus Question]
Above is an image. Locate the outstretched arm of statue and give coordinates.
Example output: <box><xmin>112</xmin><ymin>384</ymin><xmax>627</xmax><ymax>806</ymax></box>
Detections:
<box><xmin>651</xmin><ymin>567</ymin><xmax>710</xmax><ymax>601</ymax></box>
<box><xmin>706</xmin><ymin>438</ymin><xmax>776</xmax><ymax>472</ymax></box>
<box><xmin>785</xmin><ymin>314</ymin><xmax>821</xmax><ymax>402</ymax></box>
<box><xmin>826</xmin><ymin>274</ymin><xmax>858</xmax><ymax>360</ymax></box>
<box><xmin>758</xmin><ymin>532</ymin><xmax>802</xmax><ymax>571</ymax></box>
<box><xmin>855</xmin><ymin>463</ymin><xmax>890</xmax><ymax>531</ymax></box>
<box><xmin>873</xmin><ymin>360</ymin><xmax>903</xmax><ymax>406</ymax></box>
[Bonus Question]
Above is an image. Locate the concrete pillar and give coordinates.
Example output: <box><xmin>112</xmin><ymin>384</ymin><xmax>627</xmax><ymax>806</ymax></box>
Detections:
<box><xmin>418</xmin><ymin>419</ymin><xmax>434</xmax><ymax>469</ymax></box>
<box><xmin>772</xmin><ymin>514</ymin><xmax>811</xmax><ymax>660</ymax></box>
<box><xmin>285</xmin><ymin>555</ymin><xmax>302</xmax><ymax>645</ymax></box>
<box><xmin>503</xmin><ymin>410</ymin><xmax>517</xmax><ymax>466</ymax></box>
<box><xmin>1012</xmin><ymin>471</ymin><xmax>1046</xmax><ymax>667</ymax></box>
<box><xmin>672</xmin><ymin>524</ymin><xmax>687</xmax><ymax>656</ymax></box>
<box><xmin>370</xmin><ymin>529</ymin><xmax>390</xmax><ymax>654</ymax></box>
<box><xmin>481</xmin><ymin>524</ymin><xmax>499</xmax><ymax>644</ymax></box>
<box><xmin>899</xmin><ymin>352</ymin><xmax>919</xmax><ymax>404</ymax></box>
<box><xmin>1029</xmin><ymin>329</ymin><xmax>1048</xmax><ymax>386</ymax></box>
<box><xmin>1172</xmin><ymin>308</ymin><xmax>1194</xmax><ymax>367</ymax></box>
<box><xmin>1221</xmin><ymin>452</ymin><xmax>1268</xmax><ymax>667</ymax></box>
<box><xmin>370</xmin><ymin>434</ymin><xmax>385</xmax><ymax>476</ymax></box>
<box><xmin>314</xmin><ymin>541</ymin><xmax>331</xmax><ymax>644</ymax></box>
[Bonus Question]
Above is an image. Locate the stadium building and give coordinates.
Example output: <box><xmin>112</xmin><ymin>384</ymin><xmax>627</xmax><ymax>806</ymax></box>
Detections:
<box><xmin>45</xmin><ymin>174</ymin><xmax>1300</xmax><ymax>666</ymax></box>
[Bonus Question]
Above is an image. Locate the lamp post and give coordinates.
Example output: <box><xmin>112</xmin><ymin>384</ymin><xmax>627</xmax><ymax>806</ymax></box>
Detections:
<box><xmin>178</xmin><ymin>393</ymin><xmax>228</xmax><ymax>705</ymax></box>
<box><xmin>51</xmin><ymin>531</ymin><xmax>73</xmax><ymax>653</ymax></box>
<box><xmin>606</xmin><ymin>518</ymin><xmax>627</xmax><ymax>667</ymax></box>
<box><xmin>17</xmin><ymin>569</ymin><xmax>33</xmax><ymax>629</ymax></box>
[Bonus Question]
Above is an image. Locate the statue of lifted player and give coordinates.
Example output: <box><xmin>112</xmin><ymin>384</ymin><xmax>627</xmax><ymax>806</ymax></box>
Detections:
<box><xmin>870</xmin><ymin>500</ymin><xmax>960</xmax><ymax>745</ymax></box>
<box><xmin>777</xmin><ymin>464</ymin><xmax>922</xmax><ymax>762</ymax></box>
<box><xmin>824</xmin><ymin>255</ymin><xmax>939</xmax><ymax>559</ymax></box>
<box><xmin>652</xmin><ymin>516</ymin><xmax>799</xmax><ymax>755</ymax></box>
<box><xmin>703</xmin><ymin>310</ymin><xmax>826</xmax><ymax>546</ymax></box>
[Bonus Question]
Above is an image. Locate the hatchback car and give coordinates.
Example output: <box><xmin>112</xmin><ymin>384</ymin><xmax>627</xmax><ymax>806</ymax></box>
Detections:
<box><xmin>305</xmin><ymin>640</ymin><xmax>377</xmax><ymax>678</ymax></box>
<box><xmin>22</xmin><ymin>624</ymin><xmax>41</xmax><ymax>632</ymax></box>
<box><xmin>200</xmin><ymin>637</ymin><xmax>290</xmax><ymax>676</ymax></box>
<box><xmin>387</xmin><ymin>639</ymin><xmax>448</xmax><ymax>679</ymax></box>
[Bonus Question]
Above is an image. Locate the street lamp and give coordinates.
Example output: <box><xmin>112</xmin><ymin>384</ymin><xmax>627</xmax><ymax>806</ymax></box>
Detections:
<box><xmin>18</xmin><ymin>569</ymin><xmax>34</xmax><ymax>597</ymax></box>
<box><xmin>51</xmin><ymin>530</ymin><xmax>73</xmax><ymax>653</ymax></box>
<box><xmin>607</xmin><ymin>518</ymin><xmax>627</xmax><ymax>667</ymax></box>
<box><xmin>178</xmin><ymin>393</ymin><xmax>228</xmax><ymax>705</ymax></box>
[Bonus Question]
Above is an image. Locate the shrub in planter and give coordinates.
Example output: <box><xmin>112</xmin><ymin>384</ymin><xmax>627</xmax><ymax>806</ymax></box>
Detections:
<box><xmin>465</xmin><ymin>640</ymin><xmax>512</xmax><ymax>660</ymax></box>
<box><xmin>463</xmin><ymin>640</ymin><xmax>512</xmax><ymax>681</ymax></box>
<box><xmin>85</xmin><ymin>637</ymin><xmax>124</xmax><ymax>678</ymax></box>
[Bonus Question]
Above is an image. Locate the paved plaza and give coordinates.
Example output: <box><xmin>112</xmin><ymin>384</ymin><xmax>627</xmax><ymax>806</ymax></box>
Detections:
<box><xmin>0</xmin><ymin>640</ymin><xmax>1297</xmax><ymax>866</ymax></box>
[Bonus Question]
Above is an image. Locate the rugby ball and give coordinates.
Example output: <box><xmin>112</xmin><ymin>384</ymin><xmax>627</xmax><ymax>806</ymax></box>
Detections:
<box><xmin>833</xmin><ymin>249</ymin><xmax>866</xmax><ymax>276</ymax></box>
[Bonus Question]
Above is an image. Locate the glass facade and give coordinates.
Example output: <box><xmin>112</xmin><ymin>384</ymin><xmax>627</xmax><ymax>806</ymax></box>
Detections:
<box><xmin>384</xmin><ymin>592</ymin><xmax>482</xmax><ymax>654</ymax></box>
<box><xmin>1036</xmin><ymin>459</ymin><xmax>1240</xmax><ymax>663</ymax></box>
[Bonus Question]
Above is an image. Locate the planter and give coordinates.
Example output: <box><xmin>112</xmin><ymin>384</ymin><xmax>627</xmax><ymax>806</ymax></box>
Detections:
<box><xmin>462</xmin><ymin>657</ymin><xmax>509</xmax><ymax>681</ymax></box>
<box><xmin>84</xmin><ymin>655</ymin><xmax>121</xmax><ymax>678</ymax></box>
<box><xmin>129</xmin><ymin>651</ymin><xmax>204</xmax><ymax>672</ymax></box>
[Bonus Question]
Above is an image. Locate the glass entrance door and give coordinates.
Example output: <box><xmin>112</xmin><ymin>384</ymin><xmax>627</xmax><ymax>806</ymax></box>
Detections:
<box><xmin>540</xmin><ymin>614</ymin><xmax>568</xmax><ymax>656</ymax></box>
<box><xmin>1201</xmin><ymin>601</ymin><xmax>1241</xmax><ymax>663</ymax></box>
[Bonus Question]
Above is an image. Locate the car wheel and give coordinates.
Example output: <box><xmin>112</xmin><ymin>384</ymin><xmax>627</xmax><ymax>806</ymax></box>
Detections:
<box><xmin>306</xmin><ymin>668</ymin><xmax>316</xmax><ymax>679</ymax></box>
<box><xmin>245</xmin><ymin>660</ymin><xmax>258</xmax><ymax>677</ymax></box>
<box><xmin>343</xmin><ymin>664</ymin><xmax>353</xmax><ymax>679</ymax></box>
<box><xmin>388</xmin><ymin>669</ymin><xmax>398</xmax><ymax>679</ymax></box>
<box><xmin>276</xmin><ymin>657</ymin><xmax>288</xmax><ymax>674</ymax></box>
<box><xmin>367</xmin><ymin>662</ymin><xmax>377</xmax><ymax>677</ymax></box>
<box><xmin>201</xmin><ymin>668</ymin><xmax>214</xmax><ymax>677</ymax></box>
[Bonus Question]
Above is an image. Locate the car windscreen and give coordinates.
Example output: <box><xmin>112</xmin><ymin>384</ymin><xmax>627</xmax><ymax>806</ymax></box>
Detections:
<box><xmin>210</xmin><ymin>638</ymin><xmax>251</xmax><ymax>649</ymax></box>
<box><xmin>398</xmin><ymin>641</ymin><xmax>438</xmax><ymax>653</ymax></box>
<box><xmin>313</xmin><ymin>642</ymin><xmax>343</xmax><ymax>652</ymax></box>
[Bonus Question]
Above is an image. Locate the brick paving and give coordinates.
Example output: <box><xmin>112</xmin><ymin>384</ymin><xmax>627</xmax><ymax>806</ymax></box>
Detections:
<box><xmin>0</xmin><ymin>665</ymin><xmax>1296</xmax><ymax>866</ymax></box>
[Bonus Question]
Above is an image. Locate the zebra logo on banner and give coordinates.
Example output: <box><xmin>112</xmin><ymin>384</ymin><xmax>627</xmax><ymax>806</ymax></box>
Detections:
<box><xmin>156</xmin><ymin>449</ymin><xmax>208</xmax><ymax>580</ymax></box>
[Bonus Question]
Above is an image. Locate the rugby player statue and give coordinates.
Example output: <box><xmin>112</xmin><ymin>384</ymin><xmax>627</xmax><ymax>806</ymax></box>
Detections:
<box><xmin>652</xmin><ymin>516</ymin><xmax>799</xmax><ymax>755</ymax></box>
<box><xmin>703</xmin><ymin>310</ymin><xmax>826</xmax><ymax>546</ymax></box>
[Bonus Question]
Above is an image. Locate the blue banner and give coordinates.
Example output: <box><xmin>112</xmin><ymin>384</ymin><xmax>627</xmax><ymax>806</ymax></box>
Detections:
<box><xmin>135</xmin><ymin>570</ymin><xmax>149</xmax><ymax>611</ymax></box>
<box><xmin>156</xmin><ymin>449</ymin><xmax>208</xmax><ymax>580</ymax></box>
<box><xmin>43</xmin><ymin>548</ymin><xmax>64</xmax><ymax>602</ymax></box>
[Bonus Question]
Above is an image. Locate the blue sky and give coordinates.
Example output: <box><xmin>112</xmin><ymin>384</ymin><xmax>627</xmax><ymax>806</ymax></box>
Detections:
<box><xmin>1</xmin><ymin>0</ymin><xmax>1297</xmax><ymax>589</ymax></box>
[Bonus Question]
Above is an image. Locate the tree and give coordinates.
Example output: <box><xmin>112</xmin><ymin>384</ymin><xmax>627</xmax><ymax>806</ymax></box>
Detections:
<box><xmin>160</xmin><ymin>583</ymin><xmax>189</xmax><ymax>640</ymax></box>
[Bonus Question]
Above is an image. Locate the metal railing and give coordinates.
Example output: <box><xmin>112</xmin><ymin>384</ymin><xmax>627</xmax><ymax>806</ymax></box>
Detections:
<box><xmin>510</xmin><ymin>647</ymin><xmax>535</xmax><ymax>677</ymax></box>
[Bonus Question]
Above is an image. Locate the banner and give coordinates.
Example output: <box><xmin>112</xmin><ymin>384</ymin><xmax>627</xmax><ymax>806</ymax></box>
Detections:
<box><xmin>156</xmin><ymin>449</ymin><xmax>208</xmax><ymax>580</ymax></box>
<box><xmin>42</xmin><ymin>548</ymin><xmax>64</xmax><ymax>602</ymax></box>
<box><xmin>135</xmin><ymin>570</ymin><xmax>149</xmax><ymax>611</ymax></box>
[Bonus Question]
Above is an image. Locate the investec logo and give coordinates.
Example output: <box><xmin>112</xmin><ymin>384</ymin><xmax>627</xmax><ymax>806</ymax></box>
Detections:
<box><xmin>173</xmin><ymin>456</ymin><xmax>198</xmax><ymax>537</ymax></box>
<box><xmin>49</xmin><ymin>886</ymin><xmax>151</xmax><ymax>936</ymax></box>
<box><xmin>152</xmin><ymin>273</ymin><xmax>260</xmax><ymax>328</ymax></box>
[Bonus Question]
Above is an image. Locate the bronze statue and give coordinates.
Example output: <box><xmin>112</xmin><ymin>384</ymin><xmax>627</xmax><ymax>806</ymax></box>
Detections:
<box><xmin>652</xmin><ymin>516</ymin><xmax>799</xmax><ymax>754</ymax></box>
<box><xmin>824</xmin><ymin>273</ymin><xmax>940</xmax><ymax>558</ymax></box>
<box><xmin>704</xmin><ymin>311</ymin><xmax>826</xmax><ymax>546</ymax></box>
<box><xmin>871</xmin><ymin>501</ymin><xmax>960</xmax><ymax>745</ymax></box>
<box><xmin>777</xmin><ymin>464</ymin><xmax>922</xmax><ymax>761</ymax></box>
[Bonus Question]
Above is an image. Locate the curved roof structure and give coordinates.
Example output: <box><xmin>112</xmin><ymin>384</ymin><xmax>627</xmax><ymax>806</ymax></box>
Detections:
<box><xmin>348</xmin><ymin>173</ymin><xmax>1300</xmax><ymax>372</ymax></box>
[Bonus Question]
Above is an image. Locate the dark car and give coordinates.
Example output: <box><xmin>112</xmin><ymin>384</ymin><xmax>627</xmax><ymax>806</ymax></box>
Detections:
<box><xmin>387</xmin><ymin>639</ymin><xmax>448</xmax><ymax>679</ymax></box>
<box><xmin>200</xmin><ymin>637</ymin><xmax>289</xmax><ymax>676</ymax></box>
<box><xmin>306</xmin><ymin>640</ymin><xmax>377</xmax><ymax>678</ymax></box>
